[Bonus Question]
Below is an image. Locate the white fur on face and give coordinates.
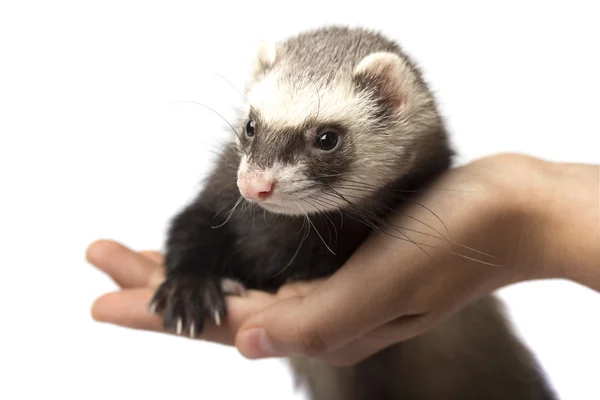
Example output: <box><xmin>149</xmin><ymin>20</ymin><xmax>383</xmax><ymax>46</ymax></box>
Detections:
<box><xmin>246</xmin><ymin>72</ymin><xmax>376</xmax><ymax>132</ymax></box>
<box><xmin>237</xmin><ymin>154</ymin><xmax>250</xmax><ymax>178</ymax></box>
<box><xmin>242</xmin><ymin>67</ymin><xmax>412</xmax><ymax>192</ymax></box>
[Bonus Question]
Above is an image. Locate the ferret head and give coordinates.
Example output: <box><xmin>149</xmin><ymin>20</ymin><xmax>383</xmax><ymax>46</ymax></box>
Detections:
<box><xmin>234</xmin><ymin>27</ymin><xmax>445</xmax><ymax>216</ymax></box>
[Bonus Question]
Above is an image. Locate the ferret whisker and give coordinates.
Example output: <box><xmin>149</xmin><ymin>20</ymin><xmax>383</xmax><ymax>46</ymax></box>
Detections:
<box><xmin>329</xmin><ymin>180</ymin><xmax>462</xmax><ymax>248</ymax></box>
<box><xmin>213</xmin><ymin>201</ymin><xmax>232</xmax><ymax>219</ymax></box>
<box><xmin>308</xmin><ymin>193</ymin><xmax>345</xmax><ymax>227</ymax></box>
<box><xmin>212</xmin><ymin>196</ymin><xmax>243</xmax><ymax>228</ymax></box>
<box><xmin>209</xmin><ymin>141</ymin><xmax>235</xmax><ymax>153</ymax></box>
<box><xmin>447</xmin><ymin>253</ymin><xmax>506</xmax><ymax>267</ymax></box>
<box><xmin>171</xmin><ymin>100</ymin><xmax>247</xmax><ymax>155</ymax></box>
<box><xmin>216</xmin><ymin>181</ymin><xmax>238</xmax><ymax>196</ymax></box>
<box><xmin>320</xmin><ymin>200</ymin><xmax>339</xmax><ymax>244</ymax></box>
<box><xmin>391</xmin><ymin>192</ymin><xmax>453</xmax><ymax>245</ymax></box>
<box><xmin>309</xmin><ymin>76</ymin><xmax>322</xmax><ymax>121</ymax></box>
<box><xmin>206</xmin><ymin>152</ymin><xmax>238</xmax><ymax>170</ymax></box>
<box><xmin>273</xmin><ymin>216</ymin><xmax>310</xmax><ymax>278</ymax></box>
<box><xmin>319</xmin><ymin>192</ymin><xmax>504</xmax><ymax>267</ymax></box>
<box><xmin>345</xmin><ymin>210</ymin><xmax>440</xmax><ymax>251</ymax></box>
<box><xmin>304</xmin><ymin>197</ymin><xmax>338</xmax><ymax>245</ymax></box>
<box><xmin>286</xmin><ymin>173</ymin><xmax>346</xmax><ymax>184</ymax></box>
<box><xmin>294</xmin><ymin>212</ymin><xmax>307</xmax><ymax>235</ymax></box>
<box><xmin>294</xmin><ymin>200</ymin><xmax>336</xmax><ymax>255</ymax></box>
<box><xmin>242</xmin><ymin>199</ymin><xmax>252</xmax><ymax>214</ymax></box>
<box><xmin>325</xmin><ymin>205</ymin><xmax>434</xmax><ymax>248</ymax></box>
<box><xmin>336</xmin><ymin>179</ymin><xmax>472</xmax><ymax>194</ymax></box>
<box><xmin>387</xmin><ymin>195</ymin><xmax>501</xmax><ymax>262</ymax></box>
<box><xmin>324</xmin><ymin>189</ymin><xmax>434</xmax><ymax>261</ymax></box>
<box><xmin>321</xmin><ymin>204</ymin><xmax>334</xmax><ymax>246</ymax></box>
<box><xmin>212</xmin><ymin>72</ymin><xmax>259</xmax><ymax>116</ymax></box>
<box><xmin>322</xmin><ymin>189</ymin><xmax>500</xmax><ymax>261</ymax></box>
<box><xmin>325</xmin><ymin>188</ymin><xmax>451</xmax><ymax>243</ymax></box>
<box><xmin>317</xmin><ymin>190</ymin><xmax>387</xmax><ymax>233</ymax></box>
<box><xmin>341</xmin><ymin>183</ymin><xmax>468</xmax><ymax>193</ymax></box>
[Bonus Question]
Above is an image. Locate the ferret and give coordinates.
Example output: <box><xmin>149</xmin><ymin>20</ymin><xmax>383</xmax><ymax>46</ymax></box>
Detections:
<box><xmin>150</xmin><ymin>26</ymin><xmax>557</xmax><ymax>399</ymax></box>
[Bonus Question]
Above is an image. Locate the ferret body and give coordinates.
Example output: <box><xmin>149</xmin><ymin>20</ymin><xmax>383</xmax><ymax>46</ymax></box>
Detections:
<box><xmin>151</xmin><ymin>26</ymin><xmax>557</xmax><ymax>399</ymax></box>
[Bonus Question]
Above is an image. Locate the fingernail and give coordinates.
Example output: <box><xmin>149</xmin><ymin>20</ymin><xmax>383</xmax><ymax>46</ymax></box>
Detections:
<box><xmin>240</xmin><ymin>328</ymin><xmax>282</xmax><ymax>359</ymax></box>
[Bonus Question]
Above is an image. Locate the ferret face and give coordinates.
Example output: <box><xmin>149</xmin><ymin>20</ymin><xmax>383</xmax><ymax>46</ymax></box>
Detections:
<box><xmin>235</xmin><ymin>76</ymin><xmax>401</xmax><ymax>217</ymax></box>
<box><xmin>235</xmin><ymin>69</ymin><xmax>395</xmax><ymax>216</ymax></box>
<box><xmin>235</xmin><ymin>101</ymin><xmax>356</xmax><ymax>216</ymax></box>
<box><xmin>234</xmin><ymin>29</ymin><xmax>438</xmax><ymax>216</ymax></box>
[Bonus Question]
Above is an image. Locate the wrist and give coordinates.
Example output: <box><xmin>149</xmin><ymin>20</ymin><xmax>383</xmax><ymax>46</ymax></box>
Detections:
<box><xmin>541</xmin><ymin>161</ymin><xmax>599</xmax><ymax>290</ymax></box>
<box><xmin>506</xmin><ymin>156</ymin><xmax>600</xmax><ymax>289</ymax></box>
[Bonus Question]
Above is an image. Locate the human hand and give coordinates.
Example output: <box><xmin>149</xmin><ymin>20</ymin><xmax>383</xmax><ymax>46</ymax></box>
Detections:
<box><xmin>88</xmin><ymin>153</ymin><xmax>599</xmax><ymax>366</ymax></box>
<box><xmin>88</xmin><ymin>240</ymin><xmax>290</xmax><ymax>347</ymax></box>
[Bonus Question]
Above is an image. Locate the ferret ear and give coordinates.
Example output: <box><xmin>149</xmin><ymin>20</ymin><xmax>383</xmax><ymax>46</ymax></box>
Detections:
<box><xmin>253</xmin><ymin>40</ymin><xmax>278</xmax><ymax>75</ymax></box>
<box><xmin>353</xmin><ymin>52</ymin><xmax>419</xmax><ymax>111</ymax></box>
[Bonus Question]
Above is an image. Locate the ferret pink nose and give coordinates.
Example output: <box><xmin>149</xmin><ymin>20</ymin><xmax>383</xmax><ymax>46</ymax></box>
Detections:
<box><xmin>237</xmin><ymin>176</ymin><xmax>275</xmax><ymax>201</ymax></box>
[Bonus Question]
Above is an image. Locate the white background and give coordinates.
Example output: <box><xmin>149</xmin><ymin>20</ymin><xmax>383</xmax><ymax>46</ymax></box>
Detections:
<box><xmin>1</xmin><ymin>1</ymin><xmax>599</xmax><ymax>399</ymax></box>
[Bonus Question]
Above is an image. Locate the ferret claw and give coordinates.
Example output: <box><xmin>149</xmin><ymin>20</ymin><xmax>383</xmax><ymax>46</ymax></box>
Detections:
<box><xmin>221</xmin><ymin>278</ymin><xmax>247</xmax><ymax>296</ymax></box>
<box><xmin>151</xmin><ymin>275</ymin><xmax>229</xmax><ymax>337</ymax></box>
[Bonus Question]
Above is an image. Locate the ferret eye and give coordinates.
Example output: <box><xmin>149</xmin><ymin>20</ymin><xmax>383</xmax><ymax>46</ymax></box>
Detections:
<box><xmin>315</xmin><ymin>131</ymin><xmax>339</xmax><ymax>151</ymax></box>
<box><xmin>245</xmin><ymin>120</ymin><xmax>255</xmax><ymax>137</ymax></box>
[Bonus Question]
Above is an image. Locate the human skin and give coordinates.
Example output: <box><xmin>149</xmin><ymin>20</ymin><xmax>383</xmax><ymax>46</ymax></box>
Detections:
<box><xmin>87</xmin><ymin>153</ymin><xmax>599</xmax><ymax>366</ymax></box>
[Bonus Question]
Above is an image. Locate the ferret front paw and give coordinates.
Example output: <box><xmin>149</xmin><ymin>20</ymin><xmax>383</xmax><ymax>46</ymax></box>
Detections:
<box><xmin>149</xmin><ymin>275</ymin><xmax>246</xmax><ymax>337</ymax></box>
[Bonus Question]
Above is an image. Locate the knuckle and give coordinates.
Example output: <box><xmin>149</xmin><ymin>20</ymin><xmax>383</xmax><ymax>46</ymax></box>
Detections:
<box><xmin>297</xmin><ymin>322</ymin><xmax>329</xmax><ymax>357</ymax></box>
<box><xmin>277</xmin><ymin>280</ymin><xmax>321</xmax><ymax>299</ymax></box>
<box><xmin>276</xmin><ymin>284</ymin><xmax>303</xmax><ymax>299</ymax></box>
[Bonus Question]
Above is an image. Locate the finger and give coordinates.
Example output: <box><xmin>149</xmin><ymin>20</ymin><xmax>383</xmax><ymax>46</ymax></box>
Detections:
<box><xmin>91</xmin><ymin>287</ymin><xmax>280</xmax><ymax>346</ymax></box>
<box><xmin>317</xmin><ymin>313</ymin><xmax>433</xmax><ymax>366</ymax></box>
<box><xmin>86</xmin><ymin>239</ymin><xmax>164</xmax><ymax>289</ymax></box>
<box><xmin>138</xmin><ymin>250</ymin><xmax>166</xmax><ymax>288</ymax></box>
<box><xmin>139</xmin><ymin>250</ymin><xmax>164</xmax><ymax>265</ymax></box>
<box><xmin>92</xmin><ymin>289</ymin><xmax>164</xmax><ymax>332</ymax></box>
<box><xmin>275</xmin><ymin>278</ymin><xmax>326</xmax><ymax>300</ymax></box>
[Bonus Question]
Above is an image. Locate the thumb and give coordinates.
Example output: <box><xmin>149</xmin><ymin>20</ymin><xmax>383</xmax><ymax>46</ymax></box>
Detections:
<box><xmin>235</xmin><ymin>295</ymin><xmax>335</xmax><ymax>359</ymax></box>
